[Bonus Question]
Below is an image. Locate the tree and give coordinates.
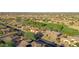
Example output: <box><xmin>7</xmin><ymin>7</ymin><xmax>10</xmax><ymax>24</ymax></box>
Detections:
<box><xmin>75</xmin><ymin>42</ymin><xmax>79</xmax><ymax>47</ymax></box>
<box><xmin>0</xmin><ymin>30</ymin><xmax>3</xmax><ymax>36</ymax></box>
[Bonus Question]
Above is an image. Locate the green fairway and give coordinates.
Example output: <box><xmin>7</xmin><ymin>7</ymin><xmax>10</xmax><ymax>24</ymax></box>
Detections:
<box><xmin>23</xmin><ymin>19</ymin><xmax>79</xmax><ymax>36</ymax></box>
<box><xmin>24</xmin><ymin>31</ymin><xmax>36</xmax><ymax>40</ymax></box>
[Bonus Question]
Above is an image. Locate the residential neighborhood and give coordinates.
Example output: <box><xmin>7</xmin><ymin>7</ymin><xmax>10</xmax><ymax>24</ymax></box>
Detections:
<box><xmin>0</xmin><ymin>12</ymin><xmax>79</xmax><ymax>47</ymax></box>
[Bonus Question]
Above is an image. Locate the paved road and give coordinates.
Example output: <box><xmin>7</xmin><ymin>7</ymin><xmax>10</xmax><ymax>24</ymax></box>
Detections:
<box><xmin>0</xmin><ymin>32</ymin><xmax>17</xmax><ymax>38</ymax></box>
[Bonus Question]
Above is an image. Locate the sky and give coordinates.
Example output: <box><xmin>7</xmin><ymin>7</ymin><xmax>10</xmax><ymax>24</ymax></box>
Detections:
<box><xmin>0</xmin><ymin>0</ymin><xmax>79</xmax><ymax>12</ymax></box>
